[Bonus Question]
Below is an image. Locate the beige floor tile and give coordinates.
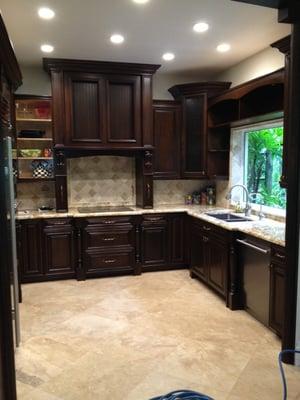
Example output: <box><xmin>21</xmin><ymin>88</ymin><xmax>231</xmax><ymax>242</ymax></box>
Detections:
<box><xmin>17</xmin><ymin>270</ymin><xmax>300</xmax><ymax>399</ymax></box>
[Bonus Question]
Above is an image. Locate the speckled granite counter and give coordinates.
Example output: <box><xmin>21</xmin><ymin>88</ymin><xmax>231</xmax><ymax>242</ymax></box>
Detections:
<box><xmin>16</xmin><ymin>205</ymin><xmax>285</xmax><ymax>247</ymax></box>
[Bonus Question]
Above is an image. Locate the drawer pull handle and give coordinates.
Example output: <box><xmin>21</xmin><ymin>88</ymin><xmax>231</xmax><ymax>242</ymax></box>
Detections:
<box><xmin>203</xmin><ymin>226</ymin><xmax>211</xmax><ymax>231</ymax></box>
<box><xmin>146</xmin><ymin>217</ymin><xmax>162</xmax><ymax>222</ymax></box>
<box><xmin>104</xmin><ymin>259</ymin><xmax>116</xmax><ymax>264</ymax></box>
<box><xmin>103</xmin><ymin>237</ymin><xmax>116</xmax><ymax>242</ymax></box>
<box><xmin>275</xmin><ymin>253</ymin><xmax>285</xmax><ymax>260</ymax></box>
<box><xmin>104</xmin><ymin>220</ymin><xmax>115</xmax><ymax>225</ymax></box>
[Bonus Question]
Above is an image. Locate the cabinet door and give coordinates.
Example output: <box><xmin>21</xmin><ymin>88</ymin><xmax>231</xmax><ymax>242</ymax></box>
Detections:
<box><xmin>64</xmin><ymin>72</ymin><xmax>107</xmax><ymax>147</ymax></box>
<box><xmin>191</xmin><ymin>223</ymin><xmax>206</xmax><ymax>281</ymax></box>
<box><xmin>43</xmin><ymin>223</ymin><xmax>75</xmax><ymax>278</ymax></box>
<box><xmin>153</xmin><ymin>101</ymin><xmax>181</xmax><ymax>179</ymax></box>
<box><xmin>182</xmin><ymin>94</ymin><xmax>207</xmax><ymax>178</ymax></box>
<box><xmin>106</xmin><ymin>75</ymin><xmax>141</xmax><ymax>147</ymax></box>
<box><xmin>170</xmin><ymin>214</ymin><xmax>186</xmax><ymax>266</ymax></box>
<box><xmin>269</xmin><ymin>263</ymin><xmax>285</xmax><ymax>336</ymax></box>
<box><xmin>141</xmin><ymin>216</ymin><xmax>168</xmax><ymax>270</ymax></box>
<box><xmin>206</xmin><ymin>235</ymin><xmax>228</xmax><ymax>297</ymax></box>
<box><xmin>18</xmin><ymin>220</ymin><xmax>43</xmax><ymax>282</ymax></box>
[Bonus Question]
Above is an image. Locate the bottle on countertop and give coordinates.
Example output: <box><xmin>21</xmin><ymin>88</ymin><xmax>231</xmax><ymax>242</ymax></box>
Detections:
<box><xmin>207</xmin><ymin>186</ymin><xmax>216</xmax><ymax>206</ymax></box>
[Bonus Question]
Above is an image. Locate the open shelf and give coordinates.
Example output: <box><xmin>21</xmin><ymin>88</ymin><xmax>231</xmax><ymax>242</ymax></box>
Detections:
<box><xmin>17</xmin><ymin>177</ymin><xmax>55</xmax><ymax>182</ymax></box>
<box><xmin>16</xmin><ymin>118</ymin><xmax>52</xmax><ymax>123</ymax></box>
<box><xmin>17</xmin><ymin>157</ymin><xmax>53</xmax><ymax>160</ymax></box>
<box><xmin>17</xmin><ymin>137</ymin><xmax>53</xmax><ymax>141</ymax></box>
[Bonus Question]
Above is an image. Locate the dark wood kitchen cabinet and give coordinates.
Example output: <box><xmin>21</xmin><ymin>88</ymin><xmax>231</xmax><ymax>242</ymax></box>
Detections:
<box><xmin>141</xmin><ymin>214</ymin><xmax>169</xmax><ymax>271</ymax></box>
<box><xmin>269</xmin><ymin>245</ymin><xmax>286</xmax><ymax>337</ymax></box>
<box><xmin>18</xmin><ymin>219</ymin><xmax>76</xmax><ymax>282</ymax></box>
<box><xmin>17</xmin><ymin>220</ymin><xmax>43</xmax><ymax>282</ymax></box>
<box><xmin>153</xmin><ymin>100</ymin><xmax>181</xmax><ymax>179</ymax></box>
<box><xmin>141</xmin><ymin>213</ymin><xmax>187</xmax><ymax>272</ymax></box>
<box><xmin>76</xmin><ymin>216</ymin><xmax>137</xmax><ymax>279</ymax></box>
<box><xmin>42</xmin><ymin>219</ymin><xmax>76</xmax><ymax>278</ymax></box>
<box><xmin>190</xmin><ymin>218</ymin><xmax>229</xmax><ymax>298</ymax></box>
<box><xmin>169</xmin><ymin>82</ymin><xmax>231</xmax><ymax>179</ymax></box>
<box><xmin>64</xmin><ymin>72</ymin><xmax>107</xmax><ymax>147</ymax></box>
<box><xmin>44</xmin><ymin>58</ymin><xmax>160</xmax><ymax>149</ymax></box>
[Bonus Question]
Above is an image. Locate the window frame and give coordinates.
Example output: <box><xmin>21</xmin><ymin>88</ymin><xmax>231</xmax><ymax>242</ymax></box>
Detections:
<box><xmin>230</xmin><ymin>118</ymin><xmax>286</xmax><ymax>216</ymax></box>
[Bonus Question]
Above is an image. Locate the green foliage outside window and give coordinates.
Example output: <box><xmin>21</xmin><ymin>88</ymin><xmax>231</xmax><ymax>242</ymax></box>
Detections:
<box><xmin>245</xmin><ymin>127</ymin><xmax>286</xmax><ymax>209</ymax></box>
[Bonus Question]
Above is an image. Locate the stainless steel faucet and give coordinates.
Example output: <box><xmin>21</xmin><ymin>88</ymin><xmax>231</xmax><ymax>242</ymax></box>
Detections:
<box><xmin>249</xmin><ymin>192</ymin><xmax>265</xmax><ymax>220</ymax></box>
<box><xmin>225</xmin><ymin>184</ymin><xmax>251</xmax><ymax>217</ymax></box>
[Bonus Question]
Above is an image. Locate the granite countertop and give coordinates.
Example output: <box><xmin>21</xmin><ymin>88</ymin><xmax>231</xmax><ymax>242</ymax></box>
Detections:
<box><xmin>16</xmin><ymin>204</ymin><xmax>286</xmax><ymax>247</ymax></box>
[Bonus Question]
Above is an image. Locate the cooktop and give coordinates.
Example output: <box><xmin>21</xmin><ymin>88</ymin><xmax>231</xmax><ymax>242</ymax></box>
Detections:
<box><xmin>77</xmin><ymin>206</ymin><xmax>134</xmax><ymax>213</ymax></box>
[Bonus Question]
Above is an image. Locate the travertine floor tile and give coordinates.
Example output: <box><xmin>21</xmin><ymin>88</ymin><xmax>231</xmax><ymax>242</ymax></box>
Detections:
<box><xmin>16</xmin><ymin>270</ymin><xmax>300</xmax><ymax>399</ymax></box>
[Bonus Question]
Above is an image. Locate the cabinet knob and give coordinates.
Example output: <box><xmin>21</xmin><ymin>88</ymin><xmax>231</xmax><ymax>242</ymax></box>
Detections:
<box><xmin>203</xmin><ymin>236</ymin><xmax>209</xmax><ymax>243</ymax></box>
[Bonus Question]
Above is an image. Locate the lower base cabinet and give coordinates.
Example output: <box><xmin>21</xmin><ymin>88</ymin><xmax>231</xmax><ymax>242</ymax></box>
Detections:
<box><xmin>190</xmin><ymin>218</ymin><xmax>229</xmax><ymax>298</ymax></box>
<box><xmin>42</xmin><ymin>219</ymin><xmax>76</xmax><ymax>279</ymax></box>
<box><xmin>269</xmin><ymin>245</ymin><xmax>286</xmax><ymax>337</ymax></box>
<box><xmin>76</xmin><ymin>216</ymin><xmax>137</xmax><ymax>279</ymax></box>
<box><xmin>140</xmin><ymin>213</ymin><xmax>187</xmax><ymax>272</ymax></box>
<box><xmin>17</xmin><ymin>219</ymin><xmax>76</xmax><ymax>282</ymax></box>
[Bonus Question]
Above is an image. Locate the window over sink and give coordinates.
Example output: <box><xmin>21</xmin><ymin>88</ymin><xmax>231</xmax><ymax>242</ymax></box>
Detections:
<box><xmin>230</xmin><ymin>120</ymin><xmax>286</xmax><ymax>213</ymax></box>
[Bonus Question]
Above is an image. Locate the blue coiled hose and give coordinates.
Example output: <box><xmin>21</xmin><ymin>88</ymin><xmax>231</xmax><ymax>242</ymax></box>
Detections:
<box><xmin>150</xmin><ymin>390</ymin><xmax>213</xmax><ymax>400</ymax></box>
<box><xmin>279</xmin><ymin>349</ymin><xmax>300</xmax><ymax>400</ymax></box>
<box><xmin>150</xmin><ymin>349</ymin><xmax>300</xmax><ymax>400</ymax></box>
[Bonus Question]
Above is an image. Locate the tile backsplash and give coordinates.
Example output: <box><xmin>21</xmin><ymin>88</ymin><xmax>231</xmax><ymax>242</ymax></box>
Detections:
<box><xmin>17</xmin><ymin>181</ymin><xmax>55</xmax><ymax>210</ymax></box>
<box><xmin>68</xmin><ymin>156</ymin><xmax>136</xmax><ymax>207</ymax></box>
<box><xmin>17</xmin><ymin>155</ymin><xmax>213</xmax><ymax>210</ymax></box>
<box><xmin>154</xmin><ymin>180</ymin><xmax>211</xmax><ymax>205</ymax></box>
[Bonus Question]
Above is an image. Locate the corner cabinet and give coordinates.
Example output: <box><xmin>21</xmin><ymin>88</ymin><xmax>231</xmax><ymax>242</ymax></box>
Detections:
<box><xmin>43</xmin><ymin>58</ymin><xmax>160</xmax><ymax>149</ymax></box>
<box><xmin>168</xmin><ymin>82</ymin><xmax>231</xmax><ymax>179</ymax></box>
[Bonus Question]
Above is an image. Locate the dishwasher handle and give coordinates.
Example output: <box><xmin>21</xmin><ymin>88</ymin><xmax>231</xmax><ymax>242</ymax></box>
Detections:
<box><xmin>236</xmin><ymin>239</ymin><xmax>270</xmax><ymax>254</ymax></box>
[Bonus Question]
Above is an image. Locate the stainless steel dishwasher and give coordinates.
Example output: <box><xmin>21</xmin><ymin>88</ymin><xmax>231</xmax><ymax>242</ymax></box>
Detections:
<box><xmin>237</xmin><ymin>238</ymin><xmax>271</xmax><ymax>326</ymax></box>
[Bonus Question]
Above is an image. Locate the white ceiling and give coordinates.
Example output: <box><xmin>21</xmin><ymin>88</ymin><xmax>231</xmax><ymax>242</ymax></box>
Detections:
<box><xmin>0</xmin><ymin>0</ymin><xmax>290</xmax><ymax>75</ymax></box>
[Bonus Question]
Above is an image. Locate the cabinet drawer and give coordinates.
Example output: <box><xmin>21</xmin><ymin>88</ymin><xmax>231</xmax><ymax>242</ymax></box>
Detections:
<box><xmin>83</xmin><ymin>216</ymin><xmax>133</xmax><ymax>226</ymax></box>
<box><xmin>84</xmin><ymin>249</ymin><xmax>134</xmax><ymax>274</ymax></box>
<box><xmin>83</xmin><ymin>227</ymin><xmax>133</xmax><ymax>249</ymax></box>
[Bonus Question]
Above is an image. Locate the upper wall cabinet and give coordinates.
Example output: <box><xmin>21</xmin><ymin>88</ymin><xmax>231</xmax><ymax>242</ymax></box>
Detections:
<box><xmin>153</xmin><ymin>100</ymin><xmax>181</xmax><ymax>179</ymax></box>
<box><xmin>43</xmin><ymin>58</ymin><xmax>160</xmax><ymax>150</ymax></box>
<box><xmin>169</xmin><ymin>82</ymin><xmax>231</xmax><ymax>179</ymax></box>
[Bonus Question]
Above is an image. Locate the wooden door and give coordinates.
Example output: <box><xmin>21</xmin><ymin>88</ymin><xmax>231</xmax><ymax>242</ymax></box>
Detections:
<box><xmin>64</xmin><ymin>72</ymin><xmax>107</xmax><ymax>147</ymax></box>
<box><xmin>182</xmin><ymin>94</ymin><xmax>208</xmax><ymax>178</ymax></box>
<box><xmin>141</xmin><ymin>215</ymin><xmax>168</xmax><ymax>270</ymax></box>
<box><xmin>42</xmin><ymin>221</ymin><xmax>75</xmax><ymax>278</ymax></box>
<box><xmin>206</xmin><ymin>235</ymin><xmax>228</xmax><ymax>297</ymax></box>
<box><xmin>106</xmin><ymin>75</ymin><xmax>141</xmax><ymax>147</ymax></box>
<box><xmin>19</xmin><ymin>220</ymin><xmax>43</xmax><ymax>282</ymax></box>
<box><xmin>269</xmin><ymin>263</ymin><xmax>285</xmax><ymax>336</ymax></box>
<box><xmin>170</xmin><ymin>214</ymin><xmax>186</xmax><ymax>266</ymax></box>
<box><xmin>190</xmin><ymin>222</ymin><xmax>206</xmax><ymax>281</ymax></box>
<box><xmin>153</xmin><ymin>101</ymin><xmax>181</xmax><ymax>179</ymax></box>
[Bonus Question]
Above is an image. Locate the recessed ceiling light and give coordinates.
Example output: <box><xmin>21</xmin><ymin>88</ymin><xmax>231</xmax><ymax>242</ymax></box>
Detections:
<box><xmin>132</xmin><ymin>0</ymin><xmax>149</xmax><ymax>3</ymax></box>
<box><xmin>193</xmin><ymin>22</ymin><xmax>209</xmax><ymax>33</ymax></box>
<box><xmin>41</xmin><ymin>44</ymin><xmax>54</xmax><ymax>53</ymax></box>
<box><xmin>110</xmin><ymin>34</ymin><xmax>125</xmax><ymax>44</ymax></box>
<box><xmin>38</xmin><ymin>7</ymin><xmax>55</xmax><ymax>20</ymax></box>
<box><xmin>217</xmin><ymin>43</ymin><xmax>231</xmax><ymax>53</ymax></box>
<box><xmin>162</xmin><ymin>53</ymin><xmax>175</xmax><ymax>61</ymax></box>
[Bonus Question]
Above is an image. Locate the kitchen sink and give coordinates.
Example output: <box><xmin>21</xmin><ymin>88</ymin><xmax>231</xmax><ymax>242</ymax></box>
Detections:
<box><xmin>206</xmin><ymin>213</ymin><xmax>252</xmax><ymax>222</ymax></box>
